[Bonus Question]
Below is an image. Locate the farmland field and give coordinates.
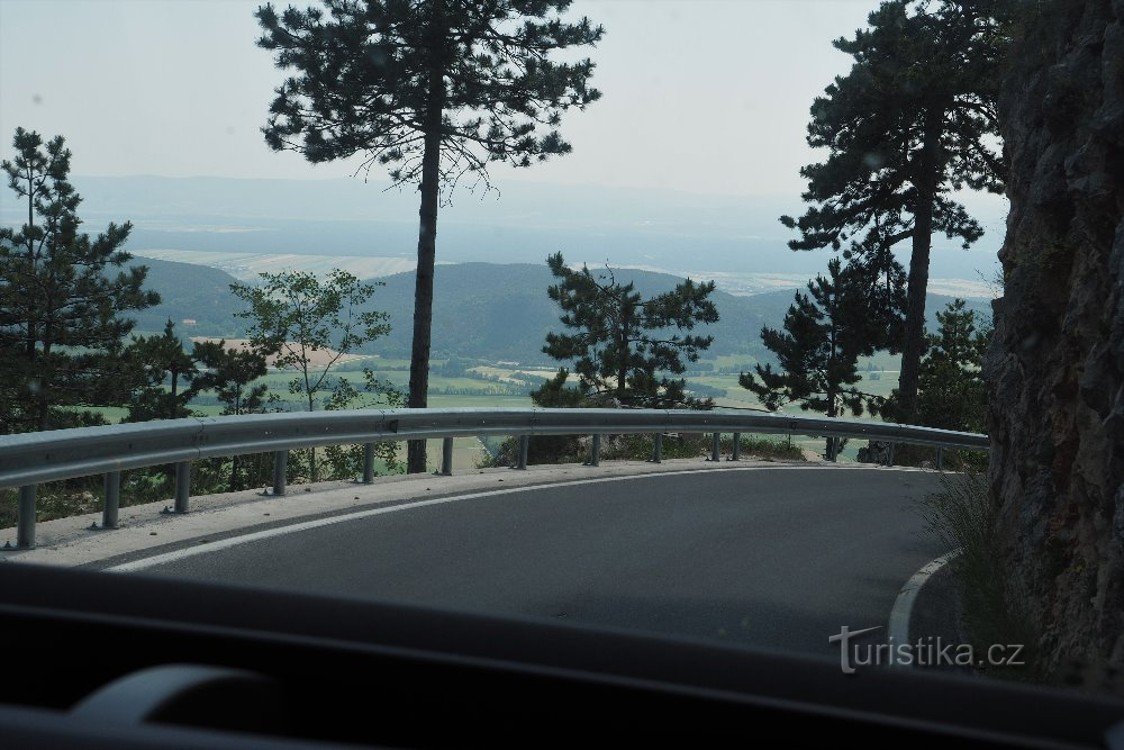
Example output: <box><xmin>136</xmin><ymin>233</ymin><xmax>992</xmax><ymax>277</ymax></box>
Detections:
<box><xmin>75</xmin><ymin>356</ymin><xmax>906</xmax><ymax>467</ymax></box>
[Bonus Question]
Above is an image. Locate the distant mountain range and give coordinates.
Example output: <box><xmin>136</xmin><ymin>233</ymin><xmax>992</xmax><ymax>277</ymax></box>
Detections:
<box><xmin>130</xmin><ymin>256</ymin><xmax>992</xmax><ymax>366</ymax></box>
<box><xmin>0</xmin><ymin>175</ymin><xmax>1007</xmax><ymax>285</ymax></box>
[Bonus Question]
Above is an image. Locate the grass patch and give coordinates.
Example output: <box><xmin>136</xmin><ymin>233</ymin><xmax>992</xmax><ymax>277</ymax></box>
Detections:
<box><xmin>723</xmin><ymin>434</ymin><xmax>806</xmax><ymax>461</ymax></box>
<box><xmin>917</xmin><ymin>471</ymin><xmax>1044</xmax><ymax>682</ymax></box>
<box><xmin>479</xmin><ymin>432</ymin><xmax>805</xmax><ymax>468</ymax></box>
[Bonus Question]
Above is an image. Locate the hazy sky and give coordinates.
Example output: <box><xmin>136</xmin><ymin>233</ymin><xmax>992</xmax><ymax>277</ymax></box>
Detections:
<box><xmin>0</xmin><ymin>0</ymin><xmax>878</xmax><ymax>197</ymax></box>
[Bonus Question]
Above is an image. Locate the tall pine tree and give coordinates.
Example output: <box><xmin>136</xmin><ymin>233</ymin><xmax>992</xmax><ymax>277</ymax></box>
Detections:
<box><xmin>0</xmin><ymin>128</ymin><xmax>157</xmax><ymax>433</ymax></box>
<box><xmin>780</xmin><ymin>0</ymin><xmax>1005</xmax><ymax>423</ymax></box>
<box><xmin>255</xmin><ymin>0</ymin><xmax>603</xmax><ymax>472</ymax></box>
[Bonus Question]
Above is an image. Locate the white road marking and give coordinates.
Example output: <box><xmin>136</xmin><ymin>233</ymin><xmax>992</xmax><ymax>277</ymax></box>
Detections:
<box><xmin>108</xmin><ymin>463</ymin><xmax>933</xmax><ymax>573</ymax></box>
<box><xmin>886</xmin><ymin>549</ymin><xmax>962</xmax><ymax>662</ymax></box>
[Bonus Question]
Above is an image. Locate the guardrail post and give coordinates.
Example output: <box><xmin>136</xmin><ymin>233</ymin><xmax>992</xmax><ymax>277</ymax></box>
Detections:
<box><xmin>173</xmin><ymin>462</ymin><xmax>191</xmax><ymax>514</ymax></box>
<box><xmin>827</xmin><ymin>437</ymin><xmax>838</xmax><ymax>463</ymax></box>
<box><xmin>102</xmin><ymin>471</ymin><xmax>121</xmax><ymax>529</ymax></box>
<box><xmin>588</xmin><ymin>434</ymin><xmax>601</xmax><ymax>467</ymax></box>
<box><xmin>362</xmin><ymin>443</ymin><xmax>376</xmax><ymax>484</ymax></box>
<box><xmin>651</xmin><ymin>433</ymin><xmax>663</xmax><ymax>464</ymax></box>
<box><xmin>442</xmin><ymin>437</ymin><xmax>455</xmax><ymax>475</ymax></box>
<box><xmin>886</xmin><ymin>442</ymin><xmax>895</xmax><ymax>467</ymax></box>
<box><xmin>709</xmin><ymin>432</ymin><xmax>721</xmax><ymax>462</ymax></box>
<box><xmin>515</xmin><ymin>435</ymin><xmax>529</xmax><ymax>470</ymax></box>
<box><xmin>935</xmin><ymin>447</ymin><xmax>944</xmax><ymax>471</ymax></box>
<box><xmin>272</xmin><ymin>450</ymin><xmax>288</xmax><ymax>496</ymax></box>
<box><xmin>730</xmin><ymin>433</ymin><xmax>741</xmax><ymax>461</ymax></box>
<box><xmin>16</xmin><ymin>485</ymin><xmax>36</xmax><ymax>549</ymax></box>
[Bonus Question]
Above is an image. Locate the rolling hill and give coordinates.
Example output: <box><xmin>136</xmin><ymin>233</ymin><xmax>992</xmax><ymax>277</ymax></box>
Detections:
<box><xmin>126</xmin><ymin>256</ymin><xmax>244</xmax><ymax>336</ymax></box>
<box><xmin>125</xmin><ymin>256</ymin><xmax>992</xmax><ymax>365</ymax></box>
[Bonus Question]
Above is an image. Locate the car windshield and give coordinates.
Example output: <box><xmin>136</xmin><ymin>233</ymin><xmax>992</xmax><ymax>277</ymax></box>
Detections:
<box><xmin>1</xmin><ymin>0</ymin><xmax>1120</xmax><ymax>701</ymax></box>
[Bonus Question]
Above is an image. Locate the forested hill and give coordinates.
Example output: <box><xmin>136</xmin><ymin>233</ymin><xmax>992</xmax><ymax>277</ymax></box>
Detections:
<box><xmin>365</xmin><ymin>262</ymin><xmax>808</xmax><ymax>363</ymax></box>
<box><xmin>126</xmin><ymin>256</ymin><xmax>245</xmax><ymax>335</ymax></box>
<box><xmin>128</xmin><ymin>257</ymin><xmax>992</xmax><ymax>365</ymax></box>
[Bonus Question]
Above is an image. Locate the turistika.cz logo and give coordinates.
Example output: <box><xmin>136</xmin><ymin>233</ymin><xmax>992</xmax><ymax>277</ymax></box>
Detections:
<box><xmin>829</xmin><ymin>625</ymin><xmax>1025</xmax><ymax>674</ymax></box>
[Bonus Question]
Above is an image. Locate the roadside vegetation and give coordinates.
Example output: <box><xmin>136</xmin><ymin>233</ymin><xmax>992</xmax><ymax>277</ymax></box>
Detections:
<box><xmin>918</xmin><ymin>472</ymin><xmax>1044</xmax><ymax>683</ymax></box>
<box><xmin>479</xmin><ymin>432</ymin><xmax>804</xmax><ymax>469</ymax></box>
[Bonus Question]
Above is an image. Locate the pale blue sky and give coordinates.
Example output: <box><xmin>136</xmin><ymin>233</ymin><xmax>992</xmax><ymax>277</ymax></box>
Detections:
<box><xmin>0</xmin><ymin>0</ymin><xmax>879</xmax><ymax>196</ymax></box>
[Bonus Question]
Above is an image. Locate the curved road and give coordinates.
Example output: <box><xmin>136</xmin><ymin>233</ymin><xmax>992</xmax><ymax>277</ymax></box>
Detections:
<box><xmin>129</xmin><ymin>466</ymin><xmax>948</xmax><ymax>660</ymax></box>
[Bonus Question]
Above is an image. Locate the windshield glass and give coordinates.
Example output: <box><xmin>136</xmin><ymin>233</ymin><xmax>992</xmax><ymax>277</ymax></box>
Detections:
<box><xmin>1</xmin><ymin>0</ymin><xmax>1119</xmax><ymax>700</ymax></box>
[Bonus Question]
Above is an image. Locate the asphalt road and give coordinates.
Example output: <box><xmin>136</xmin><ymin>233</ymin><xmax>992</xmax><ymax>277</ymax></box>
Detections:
<box><xmin>137</xmin><ymin>466</ymin><xmax>948</xmax><ymax>660</ymax></box>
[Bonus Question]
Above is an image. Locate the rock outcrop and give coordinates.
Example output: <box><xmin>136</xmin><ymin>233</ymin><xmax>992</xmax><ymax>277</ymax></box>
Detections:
<box><xmin>985</xmin><ymin>0</ymin><xmax>1124</xmax><ymax>684</ymax></box>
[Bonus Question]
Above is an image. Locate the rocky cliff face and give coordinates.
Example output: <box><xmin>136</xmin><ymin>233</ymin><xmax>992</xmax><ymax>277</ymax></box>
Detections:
<box><xmin>985</xmin><ymin>0</ymin><xmax>1124</xmax><ymax>684</ymax></box>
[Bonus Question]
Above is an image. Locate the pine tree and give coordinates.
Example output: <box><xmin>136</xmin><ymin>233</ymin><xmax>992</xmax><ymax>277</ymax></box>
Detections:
<box><xmin>542</xmin><ymin>253</ymin><xmax>718</xmax><ymax>409</ymax></box>
<box><xmin>192</xmin><ymin>340</ymin><xmax>271</xmax><ymax>418</ymax></box>
<box><xmin>740</xmin><ymin>258</ymin><xmax>890</xmax><ymax>459</ymax></box>
<box><xmin>124</xmin><ymin>320</ymin><xmax>198</xmax><ymax>423</ymax></box>
<box><xmin>780</xmin><ymin>0</ymin><xmax>1006</xmax><ymax>423</ymax></box>
<box><xmin>192</xmin><ymin>339</ymin><xmax>273</xmax><ymax>491</ymax></box>
<box><xmin>0</xmin><ymin>128</ymin><xmax>158</xmax><ymax>433</ymax></box>
<box><xmin>255</xmin><ymin>0</ymin><xmax>603</xmax><ymax>472</ymax></box>
<box><xmin>915</xmin><ymin>298</ymin><xmax>989</xmax><ymax>432</ymax></box>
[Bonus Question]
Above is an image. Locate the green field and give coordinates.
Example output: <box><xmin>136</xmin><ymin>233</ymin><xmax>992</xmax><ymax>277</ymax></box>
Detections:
<box><xmin>75</xmin><ymin>355</ymin><xmax>908</xmax><ymax>466</ymax></box>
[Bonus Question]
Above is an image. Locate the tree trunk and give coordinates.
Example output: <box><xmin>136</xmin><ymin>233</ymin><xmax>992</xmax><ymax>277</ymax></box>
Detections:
<box><xmin>229</xmin><ymin>454</ymin><xmax>240</xmax><ymax>492</ymax></box>
<box><xmin>35</xmin><ymin>342</ymin><xmax>48</xmax><ymax>432</ymax></box>
<box><xmin>307</xmin><ymin>390</ymin><xmax>317</xmax><ymax>483</ymax></box>
<box><xmin>897</xmin><ymin>112</ymin><xmax>941</xmax><ymax>424</ymax></box>
<box><xmin>25</xmin><ymin>180</ymin><xmax>45</xmax><ymax>433</ymax></box>
<box><xmin>35</xmin><ymin>380</ymin><xmax>48</xmax><ymax>432</ymax></box>
<box><xmin>825</xmin><ymin>389</ymin><xmax>838</xmax><ymax>460</ymax></box>
<box><xmin>616</xmin><ymin>321</ymin><xmax>628</xmax><ymax>404</ymax></box>
<box><xmin>986</xmin><ymin>0</ymin><xmax>1123</xmax><ymax>682</ymax></box>
<box><xmin>407</xmin><ymin>1</ymin><xmax>447</xmax><ymax>474</ymax></box>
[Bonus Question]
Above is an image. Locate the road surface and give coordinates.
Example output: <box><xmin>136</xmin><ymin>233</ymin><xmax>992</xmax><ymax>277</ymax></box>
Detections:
<box><xmin>131</xmin><ymin>466</ymin><xmax>948</xmax><ymax>660</ymax></box>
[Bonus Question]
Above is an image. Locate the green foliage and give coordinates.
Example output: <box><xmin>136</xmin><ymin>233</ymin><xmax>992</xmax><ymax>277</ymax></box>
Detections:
<box><xmin>781</xmin><ymin>1</ymin><xmax>1005</xmax><ymax>254</ymax></box>
<box><xmin>723</xmin><ymin>434</ymin><xmax>806</xmax><ymax>462</ymax></box>
<box><xmin>915</xmin><ymin>298</ymin><xmax>990</xmax><ymax>433</ymax></box>
<box><xmin>513</xmin><ymin>367</ymin><xmax>588</xmax><ymax>461</ymax></box>
<box><xmin>529</xmin><ymin>367</ymin><xmax>589</xmax><ymax>408</ymax></box>
<box><xmin>231</xmin><ymin>269</ymin><xmax>393</xmax><ymax>482</ymax></box>
<box><xmin>255</xmin><ymin>0</ymin><xmax>604</xmax><ymax>188</ymax></box>
<box><xmin>123</xmin><ymin>320</ymin><xmax>198</xmax><ymax>422</ymax></box>
<box><xmin>542</xmin><ymin>253</ymin><xmax>719</xmax><ymax>409</ymax></box>
<box><xmin>192</xmin><ymin>339</ymin><xmax>272</xmax><ymax>416</ymax></box>
<box><xmin>884</xmin><ymin>298</ymin><xmax>991</xmax><ymax>470</ymax></box>
<box><xmin>320</xmin><ymin>368</ymin><xmax>405</xmax><ymax>481</ymax></box>
<box><xmin>741</xmin><ymin>258</ymin><xmax>890</xmax><ymax>418</ymax></box>
<box><xmin>125</xmin><ymin>256</ymin><xmax>248</xmax><ymax>336</ymax></box>
<box><xmin>478</xmin><ymin>432</ymin><xmax>805</xmax><ymax>468</ymax></box>
<box><xmin>256</xmin><ymin>1</ymin><xmax>603</xmax><ymax>472</ymax></box>
<box><xmin>780</xmin><ymin>0</ymin><xmax>1007</xmax><ymax>421</ymax></box>
<box><xmin>918</xmin><ymin>472</ymin><xmax>1043</xmax><ymax>681</ymax></box>
<box><xmin>231</xmin><ymin>269</ymin><xmax>390</xmax><ymax>412</ymax></box>
<box><xmin>0</xmin><ymin>128</ymin><xmax>159</xmax><ymax>433</ymax></box>
<box><xmin>191</xmin><ymin>338</ymin><xmax>276</xmax><ymax>491</ymax></box>
<box><xmin>433</xmin><ymin>357</ymin><xmax>472</xmax><ymax>377</ymax></box>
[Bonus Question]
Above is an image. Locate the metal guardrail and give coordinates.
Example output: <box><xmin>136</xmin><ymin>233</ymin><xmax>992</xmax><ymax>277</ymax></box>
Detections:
<box><xmin>0</xmin><ymin>407</ymin><xmax>989</xmax><ymax>550</ymax></box>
